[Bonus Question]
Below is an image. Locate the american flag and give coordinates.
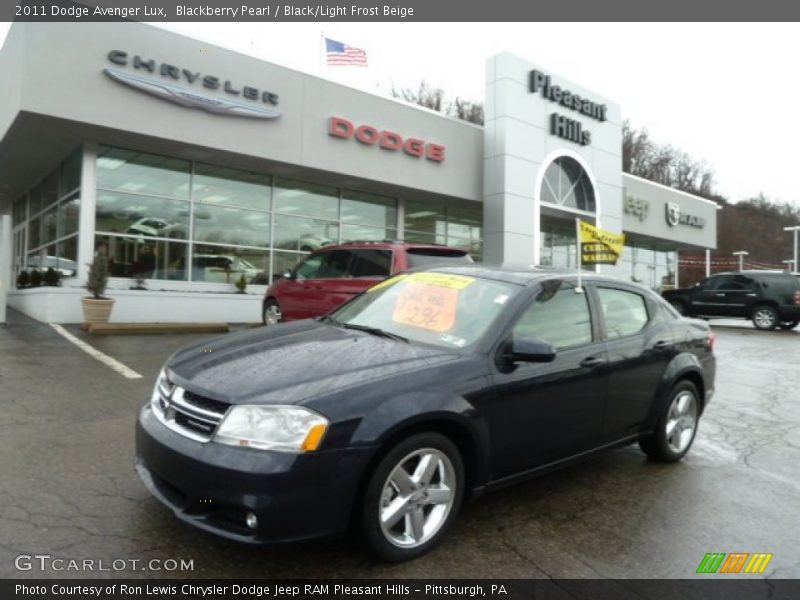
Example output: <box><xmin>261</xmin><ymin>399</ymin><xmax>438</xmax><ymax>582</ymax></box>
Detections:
<box><xmin>325</xmin><ymin>37</ymin><xmax>368</xmax><ymax>67</ymax></box>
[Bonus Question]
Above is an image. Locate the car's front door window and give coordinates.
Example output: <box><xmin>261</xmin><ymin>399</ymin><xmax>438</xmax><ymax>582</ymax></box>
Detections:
<box><xmin>295</xmin><ymin>253</ymin><xmax>326</xmax><ymax>279</ymax></box>
<box><xmin>511</xmin><ymin>284</ymin><xmax>593</xmax><ymax>349</ymax></box>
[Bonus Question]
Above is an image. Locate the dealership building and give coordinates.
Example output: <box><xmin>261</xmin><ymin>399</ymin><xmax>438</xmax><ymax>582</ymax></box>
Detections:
<box><xmin>0</xmin><ymin>22</ymin><xmax>718</xmax><ymax>324</ymax></box>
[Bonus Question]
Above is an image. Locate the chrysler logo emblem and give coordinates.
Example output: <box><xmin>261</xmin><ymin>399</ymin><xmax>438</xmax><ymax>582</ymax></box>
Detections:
<box><xmin>665</xmin><ymin>202</ymin><xmax>681</xmax><ymax>227</ymax></box>
<box><xmin>104</xmin><ymin>68</ymin><xmax>282</xmax><ymax>120</ymax></box>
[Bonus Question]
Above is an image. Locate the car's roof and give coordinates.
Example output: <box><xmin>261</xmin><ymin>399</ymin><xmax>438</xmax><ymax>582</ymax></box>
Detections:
<box><xmin>422</xmin><ymin>263</ymin><xmax>645</xmax><ymax>288</ymax></box>
<box><xmin>711</xmin><ymin>270</ymin><xmax>793</xmax><ymax>277</ymax></box>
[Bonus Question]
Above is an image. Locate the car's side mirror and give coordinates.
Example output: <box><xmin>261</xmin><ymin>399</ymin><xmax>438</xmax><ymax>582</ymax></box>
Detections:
<box><xmin>506</xmin><ymin>337</ymin><xmax>556</xmax><ymax>363</ymax></box>
<box><xmin>282</xmin><ymin>270</ymin><xmax>295</xmax><ymax>280</ymax></box>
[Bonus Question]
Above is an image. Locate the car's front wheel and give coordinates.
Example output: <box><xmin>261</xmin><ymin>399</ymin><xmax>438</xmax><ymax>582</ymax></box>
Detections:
<box><xmin>778</xmin><ymin>320</ymin><xmax>799</xmax><ymax>330</ymax></box>
<box><xmin>639</xmin><ymin>380</ymin><xmax>700</xmax><ymax>463</ymax></box>
<box><xmin>262</xmin><ymin>299</ymin><xmax>282</xmax><ymax>326</ymax></box>
<box><xmin>360</xmin><ymin>432</ymin><xmax>464</xmax><ymax>562</ymax></box>
<box><xmin>752</xmin><ymin>305</ymin><xmax>779</xmax><ymax>330</ymax></box>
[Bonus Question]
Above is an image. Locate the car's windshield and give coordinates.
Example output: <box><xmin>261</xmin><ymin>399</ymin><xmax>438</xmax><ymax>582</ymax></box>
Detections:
<box><xmin>329</xmin><ymin>272</ymin><xmax>520</xmax><ymax>349</ymax></box>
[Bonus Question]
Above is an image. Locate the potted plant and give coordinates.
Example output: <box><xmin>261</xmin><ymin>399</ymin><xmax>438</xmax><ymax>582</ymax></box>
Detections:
<box><xmin>16</xmin><ymin>271</ymin><xmax>29</xmax><ymax>289</ymax></box>
<box><xmin>43</xmin><ymin>267</ymin><xmax>62</xmax><ymax>287</ymax></box>
<box><xmin>81</xmin><ymin>254</ymin><xmax>114</xmax><ymax>324</ymax></box>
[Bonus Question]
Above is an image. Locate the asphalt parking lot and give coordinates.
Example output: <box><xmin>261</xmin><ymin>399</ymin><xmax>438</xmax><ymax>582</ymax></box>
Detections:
<box><xmin>1</xmin><ymin>310</ymin><xmax>799</xmax><ymax>579</ymax></box>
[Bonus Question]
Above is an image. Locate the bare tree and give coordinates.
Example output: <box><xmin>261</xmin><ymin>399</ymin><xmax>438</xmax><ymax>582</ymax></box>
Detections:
<box><xmin>391</xmin><ymin>81</ymin><xmax>445</xmax><ymax>113</ymax></box>
<box><xmin>390</xmin><ymin>80</ymin><xmax>484</xmax><ymax>125</ymax></box>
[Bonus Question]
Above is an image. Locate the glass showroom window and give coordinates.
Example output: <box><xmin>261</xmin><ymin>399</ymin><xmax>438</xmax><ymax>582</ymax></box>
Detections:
<box><xmin>404</xmin><ymin>199</ymin><xmax>447</xmax><ymax>245</ymax></box>
<box><xmin>192</xmin><ymin>244</ymin><xmax>270</xmax><ymax>285</ymax></box>
<box><xmin>192</xmin><ymin>164</ymin><xmax>271</xmax><ymax>211</ymax></box>
<box><xmin>98</xmin><ymin>234</ymin><xmax>188</xmax><ymax>282</ymax></box>
<box><xmin>540</xmin><ymin>156</ymin><xmax>596</xmax><ymax>212</ymax></box>
<box><xmin>191</xmin><ymin>163</ymin><xmax>272</xmax><ymax>284</ymax></box>
<box><xmin>273</xmin><ymin>179</ymin><xmax>340</xmax><ymax>274</ymax></box>
<box><xmin>22</xmin><ymin>149</ymin><xmax>82</xmax><ymax>278</ymax></box>
<box><xmin>341</xmin><ymin>190</ymin><xmax>397</xmax><ymax>242</ymax></box>
<box><xmin>404</xmin><ymin>199</ymin><xmax>483</xmax><ymax>258</ymax></box>
<box><xmin>444</xmin><ymin>202</ymin><xmax>482</xmax><ymax>258</ymax></box>
<box><xmin>96</xmin><ymin>146</ymin><xmax>191</xmax><ymax>281</ymax></box>
<box><xmin>97</xmin><ymin>146</ymin><xmax>190</xmax><ymax>199</ymax></box>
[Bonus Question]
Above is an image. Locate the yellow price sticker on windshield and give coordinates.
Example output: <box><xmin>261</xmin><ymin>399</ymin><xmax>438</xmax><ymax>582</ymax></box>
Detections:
<box><xmin>392</xmin><ymin>282</ymin><xmax>459</xmax><ymax>332</ymax></box>
<box><xmin>405</xmin><ymin>272</ymin><xmax>475</xmax><ymax>290</ymax></box>
<box><xmin>367</xmin><ymin>273</ymin><xmax>409</xmax><ymax>293</ymax></box>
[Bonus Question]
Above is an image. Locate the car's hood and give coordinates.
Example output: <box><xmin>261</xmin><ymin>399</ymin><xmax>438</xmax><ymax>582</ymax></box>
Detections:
<box><xmin>166</xmin><ymin>320</ymin><xmax>464</xmax><ymax>405</ymax></box>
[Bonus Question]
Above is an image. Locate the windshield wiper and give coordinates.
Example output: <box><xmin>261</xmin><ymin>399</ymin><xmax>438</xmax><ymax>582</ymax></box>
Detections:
<box><xmin>322</xmin><ymin>317</ymin><xmax>409</xmax><ymax>343</ymax></box>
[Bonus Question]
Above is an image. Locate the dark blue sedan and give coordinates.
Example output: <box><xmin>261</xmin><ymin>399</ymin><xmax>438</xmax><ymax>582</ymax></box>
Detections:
<box><xmin>136</xmin><ymin>265</ymin><xmax>716</xmax><ymax>561</ymax></box>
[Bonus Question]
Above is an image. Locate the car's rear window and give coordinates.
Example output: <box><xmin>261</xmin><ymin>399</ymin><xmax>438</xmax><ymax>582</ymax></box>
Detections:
<box><xmin>406</xmin><ymin>248</ymin><xmax>473</xmax><ymax>268</ymax></box>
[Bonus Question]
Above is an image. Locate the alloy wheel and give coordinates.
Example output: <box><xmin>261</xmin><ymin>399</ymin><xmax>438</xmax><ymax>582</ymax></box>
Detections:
<box><xmin>264</xmin><ymin>303</ymin><xmax>282</xmax><ymax>326</ymax></box>
<box><xmin>665</xmin><ymin>390</ymin><xmax>697</xmax><ymax>454</ymax></box>
<box><xmin>379</xmin><ymin>448</ymin><xmax>456</xmax><ymax>548</ymax></box>
<box><xmin>753</xmin><ymin>307</ymin><xmax>777</xmax><ymax>330</ymax></box>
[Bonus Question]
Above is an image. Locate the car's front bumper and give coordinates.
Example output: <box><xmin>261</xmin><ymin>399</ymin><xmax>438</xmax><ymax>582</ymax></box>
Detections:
<box><xmin>135</xmin><ymin>403</ymin><xmax>373</xmax><ymax>544</ymax></box>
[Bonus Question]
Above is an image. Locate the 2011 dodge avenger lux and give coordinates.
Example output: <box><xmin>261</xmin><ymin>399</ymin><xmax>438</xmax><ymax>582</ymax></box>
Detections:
<box><xmin>135</xmin><ymin>265</ymin><xmax>716</xmax><ymax>561</ymax></box>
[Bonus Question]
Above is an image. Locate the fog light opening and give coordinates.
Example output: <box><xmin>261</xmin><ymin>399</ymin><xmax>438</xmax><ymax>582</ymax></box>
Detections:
<box><xmin>245</xmin><ymin>511</ymin><xmax>259</xmax><ymax>530</ymax></box>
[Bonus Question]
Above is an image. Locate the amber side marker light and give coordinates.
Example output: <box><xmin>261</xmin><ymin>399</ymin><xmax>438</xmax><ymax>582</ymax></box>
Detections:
<box><xmin>302</xmin><ymin>423</ymin><xmax>328</xmax><ymax>451</ymax></box>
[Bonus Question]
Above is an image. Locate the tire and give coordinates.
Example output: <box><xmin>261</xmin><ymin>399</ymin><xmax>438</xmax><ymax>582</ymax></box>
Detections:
<box><xmin>751</xmin><ymin>305</ymin><xmax>779</xmax><ymax>331</ymax></box>
<box><xmin>639</xmin><ymin>380</ymin><xmax>700</xmax><ymax>463</ymax></box>
<box><xmin>778</xmin><ymin>321</ymin><xmax>799</xmax><ymax>330</ymax></box>
<box><xmin>262</xmin><ymin>299</ymin><xmax>282</xmax><ymax>326</ymax></box>
<box><xmin>669</xmin><ymin>300</ymin><xmax>687</xmax><ymax>316</ymax></box>
<box><xmin>359</xmin><ymin>432</ymin><xmax>464</xmax><ymax>562</ymax></box>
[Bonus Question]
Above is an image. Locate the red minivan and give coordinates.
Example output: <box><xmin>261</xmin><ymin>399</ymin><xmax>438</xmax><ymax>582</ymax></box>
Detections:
<box><xmin>262</xmin><ymin>241</ymin><xmax>473</xmax><ymax>324</ymax></box>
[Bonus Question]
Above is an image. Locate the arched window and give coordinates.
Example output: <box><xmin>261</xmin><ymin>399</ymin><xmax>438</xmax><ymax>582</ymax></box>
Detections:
<box><xmin>540</xmin><ymin>157</ymin><xmax>596</xmax><ymax>212</ymax></box>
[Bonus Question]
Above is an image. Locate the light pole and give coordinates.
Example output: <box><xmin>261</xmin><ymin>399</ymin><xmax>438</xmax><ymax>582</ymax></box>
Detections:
<box><xmin>732</xmin><ymin>250</ymin><xmax>749</xmax><ymax>272</ymax></box>
<box><xmin>784</xmin><ymin>226</ymin><xmax>800</xmax><ymax>274</ymax></box>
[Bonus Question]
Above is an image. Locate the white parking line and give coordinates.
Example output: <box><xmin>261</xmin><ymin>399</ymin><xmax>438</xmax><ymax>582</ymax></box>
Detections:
<box><xmin>50</xmin><ymin>323</ymin><xmax>143</xmax><ymax>379</ymax></box>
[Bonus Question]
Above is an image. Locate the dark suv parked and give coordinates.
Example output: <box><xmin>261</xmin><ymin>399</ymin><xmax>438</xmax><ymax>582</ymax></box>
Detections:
<box><xmin>662</xmin><ymin>271</ymin><xmax>800</xmax><ymax>330</ymax></box>
<box><xmin>262</xmin><ymin>241</ymin><xmax>473</xmax><ymax>324</ymax></box>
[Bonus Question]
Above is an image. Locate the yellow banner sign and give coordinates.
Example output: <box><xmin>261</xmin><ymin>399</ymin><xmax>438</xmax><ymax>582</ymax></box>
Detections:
<box><xmin>579</xmin><ymin>220</ymin><xmax>625</xmax><ymax>265</ymax></box>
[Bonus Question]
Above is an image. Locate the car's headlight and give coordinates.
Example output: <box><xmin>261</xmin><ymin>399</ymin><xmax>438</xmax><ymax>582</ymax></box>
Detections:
<box><xmin>214</xmin><ymin>406</ymin><xmax>328</xmax><ymax>452</ymax></box>
<box><xmin>150</xmin><ymin>368</ymin><xmax>171</xmax><ymax>407</ymax></box>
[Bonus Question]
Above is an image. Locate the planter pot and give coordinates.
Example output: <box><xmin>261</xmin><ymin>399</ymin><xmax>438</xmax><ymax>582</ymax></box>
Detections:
<box><xmin>81</xmin><ymin>297</ymin><xmax>115</xmax><ymax>324</ymax></box>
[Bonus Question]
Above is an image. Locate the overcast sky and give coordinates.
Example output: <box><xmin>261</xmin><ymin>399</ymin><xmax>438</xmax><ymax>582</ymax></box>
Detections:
<box><xmin>2</xmin><ymin>21</ymin><xmax>798</xmax><ymax>205</ymax></box>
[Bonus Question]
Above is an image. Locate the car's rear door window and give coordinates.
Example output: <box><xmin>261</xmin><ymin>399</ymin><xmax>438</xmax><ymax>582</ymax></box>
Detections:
<box><xmin>597</xmin><ymin>287</ymin><xmax>649</xmax><ymax>338</ymax></box>
<box><xmin>512</xmin><ymin>285</ymin><xmax>593</xmax><ymax>349</ymax></box>
<box><xmin>316</xmin><ymin>249</ymin><xmax>355</xmax><ymax>278</ymax></box>
<box><xmin>351</xmin><ymin>249</ymin><xmax>392</xmax><ymax>278</ymax></box>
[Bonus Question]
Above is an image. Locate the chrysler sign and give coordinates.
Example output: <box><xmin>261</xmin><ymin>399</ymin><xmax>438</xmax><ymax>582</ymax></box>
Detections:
<box><xmin>104</xmin><ymin>50</ymin><xmax>281</xmax><ymax>120</ymax></box>
<box><xmin>666</xmin><ymin>202</ymin><xmax>706</xmax><ymax>228</ymax></box>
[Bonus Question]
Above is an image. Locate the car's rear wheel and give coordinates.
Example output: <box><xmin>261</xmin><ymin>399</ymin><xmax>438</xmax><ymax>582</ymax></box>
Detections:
<box><xmin>262</xmin><ymin>299</ymin><xmax>282</xmax><ymax>326</ymax></box>
<box><xmin>778</xmin><ymin>320</ymin><xmax>799</xmax><ymax>330</ymax></box>
<box><xmin>669</xmin><ymin>300</ymin><xmax>687</xmax><ymax>316</ymax></box>
<box><xmin>639</xmin><ymin>380</ymin><xmax>700</xmax><ymax>463</ymax></box>
<box><xmin>752</xmin><ymin>305</ymin><xmax>779</xmax><ymax>330</ymax></box>
<box><xmin>360</xmin><ymin>432</ymin><xmax>464</xmax><ymax>562</ymax></box>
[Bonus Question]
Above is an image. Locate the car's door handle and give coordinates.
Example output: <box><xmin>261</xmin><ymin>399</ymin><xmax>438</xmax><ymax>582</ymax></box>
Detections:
<box><xmin>715</xmin><ymin>293</ymin><xmax>726</xmax><ymax>297</ymax></box>
<box><xmin>580</xmin><ymin>355</ymin><xmax>605</xmax><ymax>368</ymax></box>
<box><xmin>652</xmin><ymin>340</ymin><xmax>672</xmax><ymax>351</ymax></box>
<box><xmin>746</xmin><ymin>293</ymin><xmax>757</xmax><ymax>297</ymax></box>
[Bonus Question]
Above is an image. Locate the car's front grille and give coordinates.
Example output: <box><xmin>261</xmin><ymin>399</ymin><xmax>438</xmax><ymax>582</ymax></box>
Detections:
<box><xmin>152</xmin><ymin>382</ymin><xmax>230</xmax><ymax>442</ymax></box>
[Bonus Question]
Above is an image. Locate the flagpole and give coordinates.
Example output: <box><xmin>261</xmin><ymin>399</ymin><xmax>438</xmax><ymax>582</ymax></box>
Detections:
<box><xmin>575</xmin><ymin>217</ymin><xmax>583</xmax><ymax>293</ymax></box>
<box><xmin>319</xmin><ymin>31</ymin><xmax>324</xmax><ymax>75</ymax></box>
